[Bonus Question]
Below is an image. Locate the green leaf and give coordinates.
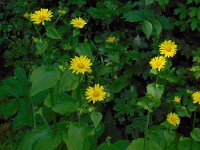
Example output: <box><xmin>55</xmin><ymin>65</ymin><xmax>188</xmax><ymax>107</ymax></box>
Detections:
<box><xmin>157</xmin><ymin>0</ymin><xmax>169</xmax><ymax>7</ymax></box>
<box><xmin>0</xmin><ymin>77</ymin><xmax>28</xmax><ymax>97</ymax></box>
<box><xmin>127</xmin><ymin>138</ymin><xmax>162</xmax><ymax>150</ymax></box>
<box><xmin>73</xmin><ymin>29</ymin><xmax>80</xmax><ymax>37</ymax></box>
<box><xmin>197</xmin><ymin>8</ymin><xmax>200</xmax><ymax>20</ymax></box>
<box><xmin>98</xmin><ymin>142</ymin><xmax>118</xmax><ymax>150</ymax></box>
<box><xmin>113</xmin><ymin>140</ymin><xmax>130</xmax><ymax>150</ymax></box>
<box><xmin>123</xmin><ymin>10</ymin><xmax>154</xmax><ymax>23</ymax></box>
<box><xmin>176</xmin><ymin>106</ymin><xmax>190</xmax><ymax>117</ymax></box>
<box><xmin>191</xmin><ymin>128</ymin><xmax>200</xmax><ymax>142</ymax></box>
<box><xmin>75</xmin><ymin>43</ymin><xmax>93</xmax><ymax>58</ymax></box>
<box><xmin>35</xmin><ymin>38</ymin><xmax>48</xmax><ymax>55</ymax></box>
<box><xmin>137</xmin><ymin>96</ymin><xmax>153</xmax><ymax>112</ymax></box>
<box><xmin>14</xmin><ymin>67</ymin><xmax>27</xmax><ymax>82</ymax></box>
<box><xmin>0</xmin><ymin>99</ymin><xmax>18</xmax><ymax>118</ymax></box>
<box><xmin>90</xmin><ymin>112</ymin><xmax>102</xmax><ymax>128</ymax></box>
<box><xmin>178</xmin><ymin>136</ymin><xmax>200</xmax><ymax>150</ymax></box>
<box><xmin>59</xmin><ymin>70</ymin><xmax>79</xmax><ymax>92</ymax></box>
<box><xmin>147</xmin><ymin>83</ymin><xmax>164</xmax><ymax>100</ymax></box>
<box><xmin>30</xmin><ymin>66</ymin><xmax>60</xmax><ymax>96</ymax></box>
<box><xmin>46</xmin><ymin>27</ymin><xmax>62</xmax><ymax>40</ymax></box>
<box><xmin>52</xmin><ymin>94</ymin><xmax>77</xmax><ymax>115</ymax></box>
<box><xmin>18</xmin><ymin>128</ymin><xmax>61</xmax><ymax>150</ymax></box>
<box><xmin>151</xmin><ymin>19</ymin><xmax>162</xmax><ymax>37</ymax></box>
<box><xmin>110</xmin><ymin>68</ymin><xmax>133</xmax><ymax>93</ymax></box>
<box><xmin>63</xmin><ymin>124</ymin><xmax>92</xmax><ymax>150</ymax></box>
<box><xmin>146</xmin><ymin>0</ymin><xmax>154</xmax><ymax>5</ymax></box>
<box><xmin>141</xmin><ymin>20</ymin><xmax>153</xmax><ymax>39</ymax></box>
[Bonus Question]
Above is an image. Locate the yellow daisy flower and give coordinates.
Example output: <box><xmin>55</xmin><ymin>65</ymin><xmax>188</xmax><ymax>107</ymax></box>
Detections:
<box><xmin>70</xmin><ymin>17</ymin><xmax>87</xmax><ymax>28</ymax></box>
<box><xmin>106</xmin><ymin>36</ymin><xmax>115</xmax><ymax>43</ymax></box>
<box><xmin>159</xmin><ymin>40</ymin><xmax>177</xmax><ymax>58</ymax></box>
<box><xmin>85</xmin><ymin>84</ymin><xmax>107</xmax><ymax>103</ymax></box>
<box><xmin>69</xmin><ymin>55</ymin><xmax>92</xmax><ymax>74</ymax></box>
<box><xmin>149</xmin><ymin>56</ymin><xmax>166</xmax><ymax>71</ymax></box>
<box><xmin>192</xmin><ymin>91</ymin><xmax>200</xmax><ymax>105</ymax></box>
<box><xmin>167</xmin><ymin>112</ymin><xmax>180</xmax><ymax>126</ymax></box>
<box><xmin>31</xmin><ymin>8</ymin><xmax>53</xmax><ymax>25</ymax></box>
<box><xmin>173</xmin><ymin>96</ymin><xmax>181</xmax><ymax>103</ymax></box>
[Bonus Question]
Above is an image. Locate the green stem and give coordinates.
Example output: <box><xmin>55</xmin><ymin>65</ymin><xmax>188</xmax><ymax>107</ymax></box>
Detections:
<box><xmin>190</xmin><ymin>109</ymin><xmax>197</xmax><ymax>150</ymax></box>
<box><xmin>77</xmin><ymin>75</ymin><xmax>82</xmax><ymax>126</ymax></box>
<box><xmin>49</xmin><ymin>88</ymin><xmax>56</xmax><ymax>130</ymax></box>
<box><xmin>192</xmin><ymin>109</ymin><xmax>197</xmax><ymax>129</ymax></box>
<box><xmin>143</xmin><ymin>111</ymin><xmax>151</xmax><ymax>150</ymax></box>
<box><xmin>41</xmin><ymin>112</ymin><xmax>51</xmax><ymax>129</ymax></box>
<box><xmin>30</xmin><ymin>98</ymin><xmax>36</xmax><ymax>130</ymax></box>
<box><xmin>54</xmin><ymin>15</ymin><xmax>61</xmax><ymax>24</ymax></box>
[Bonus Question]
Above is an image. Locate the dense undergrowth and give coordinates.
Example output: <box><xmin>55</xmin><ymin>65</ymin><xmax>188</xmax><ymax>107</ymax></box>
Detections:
<box><xmin>0</xmin><ymin>0</ymin><xmax>200</xmax><ymax>149</ymax></box>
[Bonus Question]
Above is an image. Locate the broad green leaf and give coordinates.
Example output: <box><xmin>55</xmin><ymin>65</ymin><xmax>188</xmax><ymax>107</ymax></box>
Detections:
<box><xmin>98</xmin><ymin>142</ymin><xmax>118</xmax><ymax>150</ymax></box>
<box><xmin>146</xmin><ymin>0</ymin><xmax>154</xmax><ymax>5</ymax></box>
<box><xmin>197</xmin><ymin>8</ymin><xmax>200</xmax><ymax>20</ymax></box>
<box><xmin>141</xmin><ymin>20</ymin><xmax>153</xmax><ymax>39</ymax></box>
<box><xmin>35</xmin><ymin>38</ymin><xmax>48</xmax><ymax>55</ymax></box>
<box><xmin>59</xmin><ymin>70</ymin><xmax>79</xmax><ymax>92</ymax></box>
<box><xmin>191</xmin><ymin>128</ymin><xmax>200</xmax><ymax>142</ymax></box>
<box><xmin>123</xmin><ymin>10</ymin><xmax>154</xmax><ymax>22</ymax></box>
<box><xmin>137</xmin><ymin>96</ymin><xmax>153</xmax><ymax>112</ymax></box>
<box><xmin>90</xmin><ymin>112</ymin><xmax>102</xmax><ymax>128</ymax></box>
<box><xmin>1</xmin><ymin>77</ymin><xmax>28</xmax><ymax>97</ymax></box>
<box><xmin>0</xmin><ymin>99</ymin><xmax>18</xmax><ymax>118</ymax></box>
<box><xmin>147</xmin><ymin>83</ymin><xmax>164</xmax><ymax>100</ymax></box>
<box><xmin>46</xmin><ymin>27</ymin><xmax>62</xmax><ymax>39</ymax></box>
<box><xmin>52</xmin><ymin>94</ymin><xmax>77</xmax><ymax>115</ymax></box>
<box><xmin>151</xmin><ymin>19</ymin><xmax>162</xmax><ymax>37</ymax></box>
<box><xmin>96</xmin><ymin>65</ymin><xmax>113</xmax><ymax>77</ymax></box>
<box><xmin>176</xmin><ymin>106</ymin><xmax>190</xmax><ymax>117</ymax></box>
<box><xmin>14</xmin><ymin>67</ymin><xmax>27</xmax><ymax>82</ymax></box>
<box><xmin>113</xmin><ymin>140</ymin><xmax>130</xmax><ymax>150</ymax></box>
<box><xmin>30</xmin><ymin>66</ymin><xmax>60</xmax><ymax>96</ymax></box>
<box><xmin>157</xmin><ymin>0</ymin><xmax>169</xmax><ymax>7</ymax></box>
<box><xmin>110</xmin><ymin>68</ymin><xmax>133</xmax><ymax>93</ymax></box>
<box><xmin>127</xmin><ymin>138</ymin><xmax>162</xmax><ymax>150</ymax></box>
<box><xmin>75</xmin><ymin>43</ymin><xmax>93</xmax><ymax>58</ymax></box>
<box><xmin>18</xmin><ymin>128</ymin><xmax>61</xmax><ymax>150</ymax></box>
<box><xmin>63</xmin><ymin>124</ymin><xmax>92</xmax><ymax>150</ymax></box>
<box><xmin>178</xmin><ymin>136</ymin><xmax>200</xmax><ymax>150</ymax></box>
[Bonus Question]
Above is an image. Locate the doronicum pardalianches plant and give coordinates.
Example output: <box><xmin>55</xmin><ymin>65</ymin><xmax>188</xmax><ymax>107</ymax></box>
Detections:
<box><xmin>0</xmin><ymin>0</ymin><xmax>200</xmax><ymax>150</ymax></box>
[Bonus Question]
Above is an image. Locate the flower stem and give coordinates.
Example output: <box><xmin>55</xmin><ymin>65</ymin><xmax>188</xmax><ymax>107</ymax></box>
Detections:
<box><xmin>192</xmin><ymin>109</ymin><xmax>197</xmax><ymax>129</ymax></box>
<box><xmin>143</xmin><ymin>111</ymin><xmax>151</xmax><ymax>150</ymax></box>
<box><xmin>30</xmin><ymin>98</ymin><xmax>36</xmax><ymax>130</ymax></box>
<box><xmin>49</xmin><ymin>88</ymin><xmax>56</xmax><ymax>130</ymax></box>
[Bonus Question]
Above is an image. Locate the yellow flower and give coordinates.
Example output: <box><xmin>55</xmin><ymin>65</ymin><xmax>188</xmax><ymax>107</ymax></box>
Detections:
<box><xmin>192</xmin><ymin>91</ymin><xmax>200</xmax><ymax>105</ymax></box>
<box><xmin>159</xmin><ymin>40</ymin><xmax>177</xmax><ymax>58</ymax></box>
<box><xmin>31</xmin><ymin>8</ymin><xmax>53</xmax><ymax>25</ymax></box>
<box><xmin>167</xmin><ymin>112</ymin><xmax>180</xmax><ymax>126</ymax></box>
<box><xmin>106</xmin><ymin>36</ymin><xmax>115</xmax><ymax>43</ymax></box>
<box><xmin>85</xmin><ymin>84</ymin><xmax>107</xmax><ymax>103</ymax></box>
<box><xmin>70</xmin><ymin>17</ymin><xmax>87</xmax><ymax>28</ymax></box>
<box><xmin>69</xmin><ymin>56</ymin><xmax>92</xmax><ymax>74</ymax></box>
<box><xmin>173</xmin><ymin>96</ymin><xmax>181</xmax><ymax>103</ymax></box>
<box><xmin>149</xmin><ymin>56</ymin><xmax>166</xmax><ymax>71</ymax></box>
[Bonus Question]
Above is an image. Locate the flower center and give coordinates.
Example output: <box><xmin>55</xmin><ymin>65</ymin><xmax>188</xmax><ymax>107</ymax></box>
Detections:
<box><xmin>156</xmin><ymin>62</ymin><xmax>161</xmax><ymax>66</ymax></box>
<box><xmin>39</xmin><ymin>15</ymin><xmax>46</xmax><ymax>21</ymax></box>
<box><xmin>166</xmin><ymin>46</ymin><xmax>171</xmax><ymax>52</ymax></box>
<box><xmin>78</xmin><ymin>63</ymin><xmax>85</xmax><ymax>69</ymax></box>
<box><xmin>171</xmin><ymin>117</ymin><xmax>177</xmax><ymax>123</ymax></box>
<box><xmin>93</xmin><ymin>91</ymin><xmax>99</xmax><ymax>97</ymax></box>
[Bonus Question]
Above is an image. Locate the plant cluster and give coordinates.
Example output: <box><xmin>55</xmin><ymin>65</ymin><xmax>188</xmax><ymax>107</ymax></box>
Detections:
<box><xmin>0</xmin><ymin>0</ymin><xmax>200</xmax><ymax>150</ymax></box>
